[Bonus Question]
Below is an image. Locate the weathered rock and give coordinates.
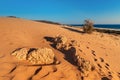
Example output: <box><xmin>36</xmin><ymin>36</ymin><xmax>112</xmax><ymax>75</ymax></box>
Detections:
<box><xmin>53</xmin><ymin>36</ymin><xmax>94</xmax><ymax>76</ymax></box>
<box><xmin>56</xmin><ymin>43</ymin><xmax>63</xmax><ymax>50</ymax></box>
<box><xmin>11</xmin><ymin>48</ymin><xmax>29</xmax><ymax>60</ymax></box>
<box><xmin>53</xmin><ymin>35</ymin><xmax>79</xmax><ymax>51</ymax></box>
<box><xmin>69</xmin><ymin>47</ymin><xmax>94</xmax><ymax>77</ymax></box>
<box><xmin>27</xmin><ymin>48</ymin><xmax>55</xmax><ymax>65</ymax></box>
<box><xmin>11</xmin><ymin>47</ymin><xmax>55</xmax><ymax>65</ymax></box>
<box><xmin>54</xmin><ymin>35</ymin><xmax>67</xmax><ymax>50</ymax></box>
<box><xmin>54</xmin><ymin>35</ymin><xmax>67</xmax><ymax>45</ymax></box>
<box><xmin>78</xmin><ymin>57</ymin><xmax>93</xmax><ymax>76</ymax></box>
<box><xmin>70</xmin><ymin>40</ymin><xmax>78</xmax><ymax>47</ymax></box>
<box><xmin>64</xmin><ymin>43</ymin><xmax>71</xmax><ymax>50</ymax></box>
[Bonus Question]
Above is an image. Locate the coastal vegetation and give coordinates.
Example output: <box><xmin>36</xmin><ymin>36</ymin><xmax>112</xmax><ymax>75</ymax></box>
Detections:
<box><xmin>83</xmin><ymin>19</ymin><xmax>94</xmax><ymax>33</ymax></box>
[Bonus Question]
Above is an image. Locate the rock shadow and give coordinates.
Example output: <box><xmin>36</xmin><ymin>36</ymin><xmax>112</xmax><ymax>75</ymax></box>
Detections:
<box><xmin>101</xmin><ymin>77</ymin><xmax>110</xmax><ymax>80</ymax></box>
<box><xmin>61</xmin><ymin>47</ymin><xmax>77</xmax><ymax>65</ymax></box>
<box><xmin>44</xmin><ymin>36</ymin><xmax>77</xmax><ymax>65</ymax></box>
<box><xmin>44</xmin><ymin>36</ymin><xmax>54</xmax><ymax>42</ymax></box>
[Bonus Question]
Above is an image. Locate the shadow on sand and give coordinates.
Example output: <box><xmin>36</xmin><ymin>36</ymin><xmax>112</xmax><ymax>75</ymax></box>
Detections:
<box><xmin>44</xmin><ymin>36</ymin><xmax>77</xmax><ymax>65</ymax></box>
<box><xmin>62</xmin><ymin>27</ymin><xmax>84</xmax><ymax>34</ymax></box>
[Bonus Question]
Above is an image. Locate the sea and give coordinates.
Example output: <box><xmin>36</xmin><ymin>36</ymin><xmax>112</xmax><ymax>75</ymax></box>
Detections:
<box><xmin>70</xmin><ymin>24</ymin><xmax>120</xmax><ymax>31</ymax></box>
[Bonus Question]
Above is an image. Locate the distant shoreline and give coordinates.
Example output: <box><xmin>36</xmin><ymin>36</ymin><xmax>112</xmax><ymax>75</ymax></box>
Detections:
<box><xmin>72</xmin><ymin>26</ymin><xmax>120</xmax><ymax>31</ymax></box>
<box><xmin>66</xmin><ymin>25</ymin><xmax>120</xmax><ymax>35</ymax></box>
<box><xmin>68</xmin><ymin>24</ymin><xmax>120</xmax><ymax>30</ymax></box>
<box><xmin>94</xmin><ymin>27</ymin><xmax>120</xmax><ymax>35</ymax></box>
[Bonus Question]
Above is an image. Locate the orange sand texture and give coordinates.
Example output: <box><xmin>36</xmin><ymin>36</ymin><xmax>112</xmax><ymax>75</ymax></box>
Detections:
<box><xmin>0</xmin><ymin>17</ymin><xmax>120</xmax><ymax>80</ymax></box>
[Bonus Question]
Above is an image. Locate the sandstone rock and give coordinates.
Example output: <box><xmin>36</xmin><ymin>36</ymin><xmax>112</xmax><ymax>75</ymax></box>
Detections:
<box><xmin>54</xmin><ymin>35</ymin><xmax>67</xmax><ymax>48</ymax></box>
<box><xmin>11</xmin><ymin>47</ymin><xmax>55</xmax><ymax>65</ymax></box>
<box><xmin>27</xmin><ymin>48</ymin><xmax>55</xmax><ymax>65</ymax></box>
<box><xmin>54</xmin><ymin>35</ymin><xmax>67</xmax><ymax>44</ymax></box>
<box><xmin>69</xmin><ymin>47</ymin><xmax>94</xmax><ymax>77</ymax></box>
<box><xmin>53</xmin><ymin>35</ymin><xmax>79</xmax><ymax>51</ymax></box>
<box><xmin>70</xmin><ymin>40</ymin><xmax>78</xmax><ymax>47</ymax></box>
<box><xmin>56</xmin><ymin>43</ymin><xmax>63</xmax><ymax>49</ymax></box>
<box><xmin>64</xmin><ymin>43</ymin><xmax>71</xmax><ymax>50</ymax></box>
<box><xmin>11</xmin><ymin>48</ymin><xmax>29</xmax><ymax>60</ymax></box>
<box><xmin>78</xmin><ymin>58</ymin><xmax>93</xmax><ymax>76</ymax></box>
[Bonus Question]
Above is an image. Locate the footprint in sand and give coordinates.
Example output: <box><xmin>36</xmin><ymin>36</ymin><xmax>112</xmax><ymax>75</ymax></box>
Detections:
<box><xmin>117</xmin><ymin>72</ymin><xmax>120</xmax><ymax>78</ymax></box>
<box><xmin>101</xmin><ymin>76</ymin><xmax>110</xmax><ymax>80</ymax></box>
<box><xmin>91</xmin><ymin>50</ymin><xmax>96</xmax><ymax>56</ymax></box>
<box><xmin>0</xmin><ymin>63</ymin><xmax>17</xmax><ymax>80</ymax></box>
<box><xmin>105</xmin><ymin>63</ymin><xmax>110</xmax><ymax>67</ymax></box>
<box><xmin>99</xmin><ymin>57</ymin><xmax>104</xmax><ymax>62</ymax></box>
<box><xmin>11</xmin><ymin>65</ymin><xmax>42</xmax><ymax>80</ymax></box>
<box><xmin>9</xmin><ymin>66</ymin><xmax>17</xmax><ymax>74</ymax></box>
<box><xmin>97</xmin><ymin>63</ymin><xmax>102</xmax><ymax>68</ymax></box>
<box><xmin>86</xmin><ymin>46</ymin><xmax>89</xmax><ymax>49</ymax></box>
<box><xmin>105</xmin><ymin>65</ymin><xmax>109</xmax><ymax>70</ymax></box>
<box><xmin>32</xmin><ymin>65</ymin><xmax>58</xmax><ymax>80</ymax></box>
<box><xmin>33</xmin><ymin>66</ymin><xmax>42</xmax><ymax>75</ymax></box>
<box><xmin>28</xmin><ymin>66</ymin><xmax>42</xmax><ymax>80</ymax></box>
<box><xmin>0</xmin><ymin>63</ymin><xmax>16</xmax><ymax>76</ymax></box>
<box><xmin>94</xmin><ymin>58</ymin><xmax>97</xmax><ymax>62</ymax></box>
<box><xmin>79</xmin><ymin>49</ymin><xmax>83</xmax><ymax>52</ymax></box>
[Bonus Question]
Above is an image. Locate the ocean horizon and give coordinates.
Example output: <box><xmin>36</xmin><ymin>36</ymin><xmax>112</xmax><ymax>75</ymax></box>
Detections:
<box><xmin>69</xmin><ymin>24</ymin><xmax>120</xmax><ymax>30</ymax></box>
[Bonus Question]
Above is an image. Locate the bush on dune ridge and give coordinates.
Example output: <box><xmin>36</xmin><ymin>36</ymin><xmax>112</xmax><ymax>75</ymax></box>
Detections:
<box><xmin>83</xmin><ymin>19</ymin><xmax>94</xmax><ymax>33</ymax></box>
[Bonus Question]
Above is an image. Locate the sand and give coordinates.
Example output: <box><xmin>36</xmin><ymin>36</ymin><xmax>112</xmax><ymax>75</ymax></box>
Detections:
<box><xmin>0</xmin><ymin>17</ymin><xmax>120</xmax><ymax>80</ymax></box>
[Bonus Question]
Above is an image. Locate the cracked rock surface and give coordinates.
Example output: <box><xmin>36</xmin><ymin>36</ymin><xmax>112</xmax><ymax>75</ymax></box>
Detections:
<box><xmin>11</xmin><ymin>47</ymin><xmax>55</xmax><ymax>65</ymax></box>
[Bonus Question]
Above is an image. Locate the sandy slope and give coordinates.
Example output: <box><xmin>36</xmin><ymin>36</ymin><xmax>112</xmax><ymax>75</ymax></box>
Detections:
<box><xmin>0</xmin><ymin>17</ymin><xmax>120</xmax><ymax>80</ymax></box>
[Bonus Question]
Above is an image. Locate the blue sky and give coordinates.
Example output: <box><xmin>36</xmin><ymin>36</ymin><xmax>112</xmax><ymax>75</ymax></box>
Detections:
<box><xmin>0</xmin><ymin>0</ymin><xmax>120</xmax><ymax>24</ymax></box>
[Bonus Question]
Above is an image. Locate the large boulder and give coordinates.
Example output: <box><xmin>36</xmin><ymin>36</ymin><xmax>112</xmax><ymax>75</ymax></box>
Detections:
<box><xmin>11</xmin><ymin>47</ymin><xmax>55</xmax><ymax>65</ymax></box>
